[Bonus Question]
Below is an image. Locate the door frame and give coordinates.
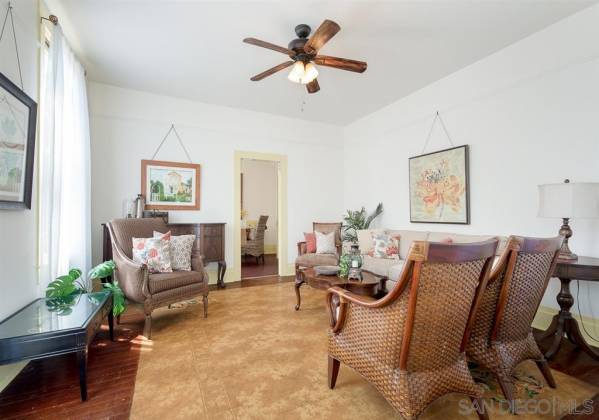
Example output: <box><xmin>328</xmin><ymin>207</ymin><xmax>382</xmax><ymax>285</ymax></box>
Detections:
<box><xmin>234</xmin><ymin>151</ymin><xmax>288</xmax><ymax>280</ymax></box>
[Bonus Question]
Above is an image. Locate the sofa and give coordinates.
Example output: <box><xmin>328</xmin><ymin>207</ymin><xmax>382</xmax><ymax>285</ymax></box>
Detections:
<box><xmin>357</xmin><ymin>229</ymin><xmax>507</xmax><ymax>290</ymax></box>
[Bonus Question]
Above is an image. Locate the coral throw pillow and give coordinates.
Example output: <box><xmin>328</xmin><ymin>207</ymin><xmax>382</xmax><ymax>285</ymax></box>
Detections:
<box><xmin>304</xmin><ymin>232</ymin><xmax>316</xmax><ymax>253</ymax></box>
<box><xmin>154</xmin><ymin>231</ymin><xmax>196</xmax><ymax>271</ymax></box>
<box><xmin>132</xmin><ymin>237</ymin><xmax>172</xmax><ymax>273</ymax></box>
<box><xmin>369</xmin><ymin>233</ymin><xmax>400</xmax><ymax>259</ymax></box>
<box><xmin>315</xmin><ymin>231</ymin><xmax>336</xmax><ymax>254</ymax></box>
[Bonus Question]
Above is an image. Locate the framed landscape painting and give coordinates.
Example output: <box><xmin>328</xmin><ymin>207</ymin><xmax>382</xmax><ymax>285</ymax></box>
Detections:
<box><xmin>141</xmin><ymin>160</ymin><xmax>200</xmax><ymax>210</ymax></box>
<box><xmin>0</xmin><ymin>72</ymin><xmax>37</xmax><ymax>210</ymax></box>
<box><xmin>409</xmin><ymin>145</ymin><xmax>470</xmax><ymax>224</ymax></box>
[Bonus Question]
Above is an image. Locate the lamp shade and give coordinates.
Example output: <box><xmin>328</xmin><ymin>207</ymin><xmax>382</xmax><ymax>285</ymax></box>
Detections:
<box><xmin>538</xmin><ymin>182</ymin><xmax>599</xmax><ymax>218</ymax></box>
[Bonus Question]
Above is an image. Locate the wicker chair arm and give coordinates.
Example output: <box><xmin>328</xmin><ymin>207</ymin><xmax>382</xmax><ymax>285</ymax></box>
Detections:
<box><xmin>297</xmin><ymin>241</ymin><xmax>307</xmax><ymax>256</ymax></box>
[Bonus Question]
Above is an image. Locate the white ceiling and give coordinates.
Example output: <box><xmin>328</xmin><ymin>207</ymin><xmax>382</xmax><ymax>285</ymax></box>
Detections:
<box><xmin>54</xmin><ymin>0</ymin><xmax>596</xmax><ymax>126</ymax></box>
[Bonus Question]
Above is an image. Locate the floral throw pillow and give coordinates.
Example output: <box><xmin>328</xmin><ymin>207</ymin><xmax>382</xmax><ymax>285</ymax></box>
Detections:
<box><xmin>369</xmin><ymin>233</ymin><xmax>400</xmax><ymax>259</ymax></box>
<box><xmin>154</xmin><ymin>231</ymin><xmax>196</xmax><ymax>271</ymax></box>
<box><xmin>132</xmin><ymin>237</ymin><xmax>172</xmax><ymax>273</ymax></box>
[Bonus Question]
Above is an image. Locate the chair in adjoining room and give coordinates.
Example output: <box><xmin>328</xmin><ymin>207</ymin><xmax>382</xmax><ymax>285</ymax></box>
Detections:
<box><xmin>241</xmin><ymin>215</ymin><xmax>269</xmax><ymax>264</ymax></box>
<box><xmin>466</xmin><ymin>236</ymin><xmax>562</xmax><ymax>410</ymax></box>
<box><xmin>326</xmin><ymin>239</ymin><xmax>498</xmax><ymax>420</ymax></box>
<box><xmin>107</xmin><ymin>218</ymin><xmax>209</xmax><ymax>339</ymax></box>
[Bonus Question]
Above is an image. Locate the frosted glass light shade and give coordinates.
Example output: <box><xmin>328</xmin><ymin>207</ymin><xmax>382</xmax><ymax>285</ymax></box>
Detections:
<box><xmin>301</xmin><ymin>63</ymin><xmax>318</xmax><ymax>84</ymax></box>
<box><xmin>538</xmin><ymin>182</ymin><xmax>599</xmax><ymax>219</ymax></box>
<box><xmin>287</xmin><ymin>62</ymin><xmax>304</xmax><ymax>84</ymax></box>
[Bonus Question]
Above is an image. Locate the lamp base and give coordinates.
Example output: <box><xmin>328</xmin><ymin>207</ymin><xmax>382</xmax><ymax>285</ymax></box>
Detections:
<box><xmin>557</xmin><ymin>217</ymin><xmax>578</xmax><ymax>261</ymax></box>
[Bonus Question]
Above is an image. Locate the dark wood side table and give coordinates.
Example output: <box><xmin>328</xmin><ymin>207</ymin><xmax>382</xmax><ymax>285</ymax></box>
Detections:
<box><xmin>0</xmin><ymin>291</ymin><xmax>113</xmax><ymax>401</ymax></box>
<box><xmin>535</xmin><ymin>256</ymin><xmax>599</xmax><ymax>360</ymax></box>
<box><xmin>102</xmin><ymin>222</ymin><xmax>227</xmax><ymax>288</ymax></box>
<box><xmin>295</xmin><ymin>268</ymin><xmax>387</xmax><ymax>310</ymax></box>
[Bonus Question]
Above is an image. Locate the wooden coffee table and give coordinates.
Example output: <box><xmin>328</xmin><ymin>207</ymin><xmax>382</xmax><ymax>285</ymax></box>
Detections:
<box><xmin>294</xmin><ymin>268</ymin><xmax>387</xmax><ymax>310</ymax></box>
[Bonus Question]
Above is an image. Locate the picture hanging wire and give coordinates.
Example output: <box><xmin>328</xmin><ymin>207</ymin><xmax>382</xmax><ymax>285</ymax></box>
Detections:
<box><xmin>0</xmin><ymin>1</ymin><xmax>23</xmax><ymax>89</ymax></box>
<box><xmin>151</xmin><ymin>123</ymin><xmax>193</xmax><ymax>163</ymax></box>
<box><xmin>421</xmin><ymin>111</ymin><xmax>455</xmax><ymax>154</ymax></box>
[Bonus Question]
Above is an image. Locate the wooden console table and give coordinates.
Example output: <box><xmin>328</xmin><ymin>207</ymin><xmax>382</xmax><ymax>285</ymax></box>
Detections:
<box><xmin>536</xmin><ymin>256</ymin><xmax>599</xmax><ymax>360</ymax></box>
<box><xmin>103</xmin><ymin>222</ymin><xmax>227</xmax><ymax>288</ymax></box>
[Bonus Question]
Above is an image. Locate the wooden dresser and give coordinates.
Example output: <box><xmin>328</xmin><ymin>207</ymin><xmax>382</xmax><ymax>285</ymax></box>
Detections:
<box><xmin>102</xmin><ymin>222</ymin><xmax>227</xmax><ymax>288</ymax></box>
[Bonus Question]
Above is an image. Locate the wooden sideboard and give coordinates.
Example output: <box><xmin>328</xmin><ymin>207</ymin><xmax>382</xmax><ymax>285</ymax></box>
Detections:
<box><xmin>102</xmin><ymin>222</ymin><xmax>227</xmax><ymax>288</ymax></box>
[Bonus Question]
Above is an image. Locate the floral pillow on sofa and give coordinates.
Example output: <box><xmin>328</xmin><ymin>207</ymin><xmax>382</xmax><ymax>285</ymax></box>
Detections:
<box><xmin>132</xmin><ymin>237</ymin><xmax>172</xmax><ymax>273</ymax></box>
<box><xmin>369</xmin><ymin>232</ymin><xmax>400</xmax><ymax>259</ymax></box>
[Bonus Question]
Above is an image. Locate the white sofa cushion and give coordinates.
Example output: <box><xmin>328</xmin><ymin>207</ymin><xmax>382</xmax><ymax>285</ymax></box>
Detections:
<box><xmin>386</xmin><ymin>230</ymin><xmax>430</xmax><ymax>260</ymax></box>
<box><xmin>362</xmin><ymin>255</ymin><xmax>398</xmax><ymax>277</ymax></box>
<box><xmin>357</xmin><ymin>229</ymin><xmax>384</xmax><ymax>255</ymax></box>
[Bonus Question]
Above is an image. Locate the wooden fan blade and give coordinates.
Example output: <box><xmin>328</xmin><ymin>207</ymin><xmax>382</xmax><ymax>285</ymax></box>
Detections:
<box><xmin>250</xmin><ymin>61</ymin><xmax>294</xmax><ymax>81</ymax></box>
<box><xmin>243</xmin><ymin>38</ymin><xmax>296</xmax><ymax>56</ymax></box>
<box><xmin>313</xmin><ymin>55</ymin><xmax>367</xmax><ymax>73</ymax></box>
<box><xmin>306</xmin><ymin>79</ymin><xmax>320</xmax><ymax>94</ymax></box>
<box><xmin>304</xmin><ymin>20</ymin><xmax>340</xmax><ymax>54</ymax></box>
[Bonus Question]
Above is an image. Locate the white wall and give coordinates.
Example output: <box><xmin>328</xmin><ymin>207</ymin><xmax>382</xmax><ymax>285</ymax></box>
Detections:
<box><xmin>88</xmin><ymin>82</ymin><xmax>344</xmax><ymax>282</ymax></box>
<box><xmin>241</xmin><ymin>159</ymin><xmax>277</xmax><ymax>249</ymax></box>
<box><xmin>343</xmin><ymin>4</ymin><xmax>599</xmax><ymax>317</ymax></box>
<box><xmin>0</xmin><ymin>0</ymin><xmax>40</xmax><ymax>390</ymax></box>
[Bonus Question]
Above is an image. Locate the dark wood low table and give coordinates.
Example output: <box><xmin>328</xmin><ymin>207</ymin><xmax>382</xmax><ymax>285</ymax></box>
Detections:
<box><xmin>535</xmin><ymin>256</ymin><xmax>599</xmax><ymax>361</ymax></box>
<box><xmin>0</xmin><ymin>291</ymin><xmax>114</xmax><ymax>401</ymax></box>
<box><xmin>295</xmin><ymin>268</ymin><xmax>386</xmax><ymax>310</ymax></box>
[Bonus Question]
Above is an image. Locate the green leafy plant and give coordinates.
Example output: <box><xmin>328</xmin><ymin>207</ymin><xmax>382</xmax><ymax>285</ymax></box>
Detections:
<box><xmin>45</xmin><ymin>260</ymin><xmax>126</xmax><ymax>316</ymax></box>
<box><xmin>342</xmin><ymin>203</ymin><xmax>384</xmax><ymax>244</ymax></box>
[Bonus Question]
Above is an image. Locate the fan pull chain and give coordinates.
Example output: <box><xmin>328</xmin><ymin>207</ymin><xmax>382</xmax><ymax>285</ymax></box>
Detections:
<box><xmin>0</xmin><ymin>2</ymin><xmax>24</xmax><ymax>90</ymax></box>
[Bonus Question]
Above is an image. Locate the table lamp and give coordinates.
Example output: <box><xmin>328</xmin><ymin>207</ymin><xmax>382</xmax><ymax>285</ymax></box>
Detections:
<box><xmin>538</xmin><ymin>179</ymin><xmax>599</xmax><ymax>260</ymax></box>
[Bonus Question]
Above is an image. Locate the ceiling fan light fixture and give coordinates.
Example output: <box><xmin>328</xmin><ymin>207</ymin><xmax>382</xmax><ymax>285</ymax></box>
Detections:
<box><xmin>287</xmin><ymin>61</ymin><xmax>305</xmax><ymax>84</ymax></box>
<box><xmin>301</xmin><ymin>62</ymin><xmax>318</xmax><ymax>84</ymax></box>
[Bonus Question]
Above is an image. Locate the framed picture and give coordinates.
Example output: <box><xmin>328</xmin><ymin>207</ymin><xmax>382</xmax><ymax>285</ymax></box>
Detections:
<box><xmin>141</xmin><ymin>159</ymin><xmax>200</xmax><ymax>210</ymax></box>
<box><xmin>0</xmin><ymin>72</ymin><xmax>37</xmax><ymax>210</ymax></box>
<box><xmin>409</xmin><ymin>145</ymin><xmax>470</xmax><ymax>224</ymax></box>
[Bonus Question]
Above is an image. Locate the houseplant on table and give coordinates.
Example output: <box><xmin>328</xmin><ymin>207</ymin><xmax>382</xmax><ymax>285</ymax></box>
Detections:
<box><xmin>342</xmin><ymin>202</ymin><xmax>384</xmax><ymax>245</ymax></box>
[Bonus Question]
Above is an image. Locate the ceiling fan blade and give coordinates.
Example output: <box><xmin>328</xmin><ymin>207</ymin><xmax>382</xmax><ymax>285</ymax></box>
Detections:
<box><xmin>243</xmin><ymin>38</ymin><xmax>296</xmax><ymax>56</ymax></box>
<box><xmin>304</xmin><ymin>20</ymin><xmax>340</xmax><ymax>54</ymax></box>
<box><xmin>313</xmin><ymin>55</ymin><xmax>367</xmax><ymax>73</ymax></box>
<box><xmin>250</xmin><ymin>61</ymin><xmax>294</xmax><ymax>81</ymax></box>
<box><xmin>306</xmin><ymin>79</ymin><xmax>320</xmax><ymax>94</ymax></box>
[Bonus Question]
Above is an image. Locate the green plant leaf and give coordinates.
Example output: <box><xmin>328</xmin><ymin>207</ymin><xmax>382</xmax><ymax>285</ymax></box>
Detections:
<box><xmin>46</xmin><ymin>276</ymin><xmax>81</xmax><ymax>298</ymax></box>
<box><xmin>103</xmin><ymin>281</ymin><xmax>126</xmax><ymax>316</ymax></box>
<box><xmin>88</xmin><ymin>260</ymin><xmax>116</xmax><ymax>280</ymax></box>
<box><xmin>68</xmin><ymin>268</ymin><xmax>82</xmax><ymax>280</ymax></box>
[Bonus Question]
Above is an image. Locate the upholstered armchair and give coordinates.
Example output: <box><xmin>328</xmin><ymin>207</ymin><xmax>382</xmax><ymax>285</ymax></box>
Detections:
<box><xmin>466</xmin><ymin>236</ymin><xmax>562</xmax><ymax>410</ymax></box>
<box><xmin>107</xmin><ymin>218</ymin><xmax>209</xmax><ymax>339</ymax></box>
<box><xmin>327</xmin><ymin>239</ymin><xmax>498</xmax><ymax>419</ymax></box>
<box><xmin>241</xmin><ymin>215</ymin><xmax>268</xmax><ymax>264</ymax></box>
<box><xmin>295</xmin><ymin>222</ymin><xmax>342</xmax><ymax>280</ymax></box>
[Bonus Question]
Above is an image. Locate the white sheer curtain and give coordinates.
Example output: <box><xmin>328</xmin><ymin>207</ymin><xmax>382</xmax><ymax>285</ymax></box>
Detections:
<box><xmin>39</xmin><ymin>25</ymin><xmax>91</xmax><ymax>288</ymax></box>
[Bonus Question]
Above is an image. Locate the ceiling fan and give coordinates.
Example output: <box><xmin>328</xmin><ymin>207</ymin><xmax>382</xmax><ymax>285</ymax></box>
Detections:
<box><xmin>243</xmin><ymin>19</ymin><xmax>367</xmax><ymax>94</ymax></box>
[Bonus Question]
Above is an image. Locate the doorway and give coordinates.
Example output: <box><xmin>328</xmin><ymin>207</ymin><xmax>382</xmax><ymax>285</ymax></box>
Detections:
<box><xmin>233</xmin><ymin>151</ymin><xmax>288</xmax><ymax>283</ymax></box>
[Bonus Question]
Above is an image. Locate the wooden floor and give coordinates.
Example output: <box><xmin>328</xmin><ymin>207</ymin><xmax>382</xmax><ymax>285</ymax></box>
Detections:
<box><xmin>241</xmin><ymin>253</ymin><xmax>278</xmax><ymax>279</ymax></box>
<box><xmin>1</xmin><ymin>282</ymin><xmax>598</xmax><ymax>419</ymax></box>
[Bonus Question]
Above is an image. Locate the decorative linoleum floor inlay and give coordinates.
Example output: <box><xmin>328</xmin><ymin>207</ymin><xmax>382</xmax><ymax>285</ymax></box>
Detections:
<box><xmin>130</xmin><ymin>283</ymin><xmax>598</xmax><ymax>419</ymax></box>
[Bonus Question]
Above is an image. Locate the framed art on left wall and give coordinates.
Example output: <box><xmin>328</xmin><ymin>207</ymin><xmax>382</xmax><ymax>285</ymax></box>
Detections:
<box><xmin>0</xmin><ymin>72</ymin><xmax>37</xmax><ymax>210</ymax></box>
<box><xmin>142</xmin><ymin>159</ymin><xmax>201</xmax><ymax>210</ymax></box>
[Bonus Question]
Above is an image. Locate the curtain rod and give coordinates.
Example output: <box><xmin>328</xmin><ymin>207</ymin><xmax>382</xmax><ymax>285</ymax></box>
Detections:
<box><xmin>41</xmin><ymin>15</ymin><xmax>58</xmax><ymax>25</ymax></box>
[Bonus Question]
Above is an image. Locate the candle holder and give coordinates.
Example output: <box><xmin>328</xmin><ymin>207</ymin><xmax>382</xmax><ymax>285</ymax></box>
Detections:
<box><xmin>348</xmin><ymin>244</ymin><xmax>363</xmax><ymax>281</ymax></box>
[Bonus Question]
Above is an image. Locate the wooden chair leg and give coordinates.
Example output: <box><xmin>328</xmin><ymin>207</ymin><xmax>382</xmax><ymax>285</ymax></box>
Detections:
<box><xmin>536</xmin><ymin>359</ymin><xmax>556</xmax><ymax>388</ymax></box>
<box><xmin>496</xmin><ymin>374</ymin><xmax>516</xmax><ymax>414</ymax></box>
<box><xmin>328</xmin><ymin>356</ymin><xmax>340</xmax><ymax>389</ymax></box>
<box><xmin>143</xmin><ymin>313</ymin><xmax>152</xmax><ymax>339</ymax></box>
<box><xmin>470</xmin><ymin>397</ymin><xmax>489</xmax><ymax>420</ymax></box>
<box><xmin>203</xmin><ymin>295</ymin><xmax>208</xmax><ymax>318</ymax></box>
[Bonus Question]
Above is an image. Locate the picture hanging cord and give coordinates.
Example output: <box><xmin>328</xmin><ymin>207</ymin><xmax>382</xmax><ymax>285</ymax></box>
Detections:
<box><xmin>421</xmin><ymin>111</ymin><xmax>454</xmax><ymax>154</ymax></box>
<box><xmin>151</xmin><ymin>123</ymin><xmax>193</xmax><ymax>163</ymax></box>
<box><xmin>0</xmin><ymin>1</ymin><xmax>23</xmax><ymax>89</ymax></box>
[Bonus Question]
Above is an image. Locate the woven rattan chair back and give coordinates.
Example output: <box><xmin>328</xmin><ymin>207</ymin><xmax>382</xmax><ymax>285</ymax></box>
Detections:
<box><xmin>255</xmin><ymin>215</ymin><xmax>268</xmax><ymax>241</ymax></box>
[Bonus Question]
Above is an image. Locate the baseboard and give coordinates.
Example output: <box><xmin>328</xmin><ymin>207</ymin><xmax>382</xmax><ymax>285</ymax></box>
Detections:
<box><xmin>0</xmin><ymin>361</ymin><xmax>28</xmax><ymax>392</ymax></box>
<box><xmin>533</xmin><ymin>305</ymin><xmax>599</xmax><ymax>346</ymax></box>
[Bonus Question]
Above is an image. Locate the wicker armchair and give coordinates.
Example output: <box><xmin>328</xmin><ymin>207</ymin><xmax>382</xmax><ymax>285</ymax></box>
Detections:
<box><xmin>107</xmin><ymin>218</ymin><xmax>209</xmax><ymax>339</ymax></box>
<box><xmin>466</xmin><ymin>236</ymin><xmax>562</xmax><ymax>410</ymax></box>
<box><xmin>327</xmin><ymin>239</ymin><xmax>498</xmax><ymax>420</ymax></box>
<box><xmin>241</xmin><ymin>215</ymin><xmax>269</xmax><ymax>264</ymax></box>
<box><xmin>295</xmin><ymin>222</ymin><xmax>342</xmax><ymax>280</ymax></box>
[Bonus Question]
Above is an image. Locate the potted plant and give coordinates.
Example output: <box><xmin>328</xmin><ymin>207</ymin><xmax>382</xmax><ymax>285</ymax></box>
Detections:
<box><xmin>45</xmin><ymin>260</ymin><xmax>126</xmax><ymax>316</ymax></box>
<box><xmin>342</xmin><ymin>203</ymin><xmax>384</xmax><ymax>245</ymax></box>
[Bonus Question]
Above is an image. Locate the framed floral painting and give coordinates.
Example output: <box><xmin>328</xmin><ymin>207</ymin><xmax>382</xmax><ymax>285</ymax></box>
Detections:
<box><xmin>141</xmin><ymin>160</ymin><xmax>200</xmax><ymax>210</ymax></box>
<box><xmin>409</xmin><ymin>145</ymin><xmax>470</xmax><ymax>224</ymax></box>
<box><xmin>0</xmin><ymin>72</ymin><xmax>37</xmax><ymax>210</ymax></box>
